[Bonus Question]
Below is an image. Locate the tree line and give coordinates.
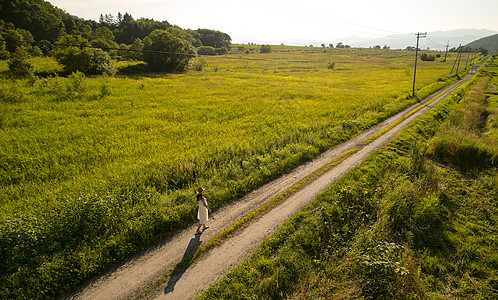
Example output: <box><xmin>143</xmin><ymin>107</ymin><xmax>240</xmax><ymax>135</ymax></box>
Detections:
<box><xmin>0</xmin><ymin>0</ymin><xmax>232</xmax><ymax>74</ymax></box>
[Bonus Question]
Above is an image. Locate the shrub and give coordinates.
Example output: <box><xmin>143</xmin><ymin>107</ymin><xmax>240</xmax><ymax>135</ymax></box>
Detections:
<box><xmin>215</xmin><ymin>47</ymin><xmax>228</xmax><ymax>55</ymax></box>
<box><xmin>190</xmin><ymin>58</ymin><xmax>208</xmax><ymax>71</ymax></box>
<box><xmin>197</xmin><ymin>46</ymin><xmax>216</xmax><ymax>56</ymax></box>
<box><xmin>8</xmin><ymin>47</ymin><xmax>33</xmax><ymax>78</ymax></box>
<box><xmin>58</xmin><ymin>47</ymin><xmax>115</xmax><ymax>75</ymax></box>
<box><xmin>327</xmin><ymin>61</ymin><xmax>335</xmax><ymax>69</ymax></box>
<box><xmin>260</xmin><ymin>45</ymin><xmax>271</xmax><ymax>53</ymax></box>
<box><xmin>420</xmin><ymin>53</ymin><xmax>436</xmax><ymax>61</ymax></box>
<box><xmin>66</xmin><ymin>71</ymin><xmax>87</xmax><ymax>96</ymax></box>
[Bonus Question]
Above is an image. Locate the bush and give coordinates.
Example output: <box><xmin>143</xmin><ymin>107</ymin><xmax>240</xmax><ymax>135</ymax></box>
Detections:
<box><xmin>215</xmin><ymin>47</ymin><xmax>228</xmax><ymax>55</ymax></box>
<box><xmin>197</xmin><ymin>46</ymin><xmax>216</xmax><ymax>56</ymax></box>
<box><xmin>191</xmin><ymin>58</ymin><xmax>208</xmax><ymax>71</ymax></box>
<box><xmin>8</xmin><ymin>47</ymin><xmax>33</xmax><ymax>78</ymax></box>
<box><xmin>420</xmin><ymin>53</ymin><xmax>436</xmax><ymax>61</ymax></box>
<box><xmin>58</xmin><ymin>47</ymin><xmax>115</xmax><ymax>75</ymax></box>
<box><xmin>66</xmin><ymin>71</ymin><xmax>87</xmax><ymax>96</ymax></box>
<box><xmin>260</xmin><ymin>45</ymin><xmax>271</xmax><ymax>53</ymax></box>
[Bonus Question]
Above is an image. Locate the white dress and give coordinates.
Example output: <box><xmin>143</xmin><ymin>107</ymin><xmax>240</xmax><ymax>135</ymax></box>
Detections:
<box><xmin>197</xmin><ymin>196</ymin><xmax>209</xmax><ymax>224</ymax></box>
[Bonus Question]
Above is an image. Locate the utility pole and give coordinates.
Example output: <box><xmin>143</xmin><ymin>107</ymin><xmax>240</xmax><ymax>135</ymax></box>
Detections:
<box><xmin>412</xmin><ymin>32</ymin><xmax>426</xmax><ymax>97</ymax></box>
<box><xmin>443</xmin><ymin>40</ymin><xmax>449</xmax><ymax>62</ymax></box>
<box><xmin>450</xmin><ymin>44</ymin><xmax>461</xmax><ymax>75</ymax></box>
<box><xmin>465</xmin><ymin>51</ymin><xmax>470</xmax><ymax>70</ymax></box>
<box><xmin>456</xmin><ymin>45</ymin><xmax>463</xmax><ymax>75</ymax></box>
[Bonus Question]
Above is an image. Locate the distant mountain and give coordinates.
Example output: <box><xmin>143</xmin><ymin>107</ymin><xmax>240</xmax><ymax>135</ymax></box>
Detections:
<box><xmin>337</xmin><ymin>29</ymin><xmax>498</xmax><ymax>50</ymax></box>
<box><xmin>466</xmin><ymin>34</ymin><xmax>498</xmax><ymax>52</ymax></box>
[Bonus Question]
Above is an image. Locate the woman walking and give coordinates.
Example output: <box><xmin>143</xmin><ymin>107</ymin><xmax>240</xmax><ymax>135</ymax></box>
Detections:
<box><xmin>196</xmin><ymin>187</ymin><xmax>211</xmax><ymax>234</ymax></box>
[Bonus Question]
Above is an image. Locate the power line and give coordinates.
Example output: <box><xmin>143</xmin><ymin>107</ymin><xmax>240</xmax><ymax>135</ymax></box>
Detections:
<box><xmin>0</xmin><ymin>39</ymin><xmax>316</xmax><ymax>63</ymax></box>
<box><xmin>268</xmin><ymin>1</ymin><xmax>409</xmax><ymax>37</ymax></box>
<box><xmin>425</xmin><ymin>35</ymin><xmax>445</xmax><ymax>49</ymax></box>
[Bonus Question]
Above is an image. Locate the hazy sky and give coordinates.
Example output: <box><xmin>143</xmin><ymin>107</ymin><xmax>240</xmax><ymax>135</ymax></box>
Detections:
<box><xmin>49</xmin><ymin>0</ymin><xmax>498</xmax><ymax>45</ymax></box>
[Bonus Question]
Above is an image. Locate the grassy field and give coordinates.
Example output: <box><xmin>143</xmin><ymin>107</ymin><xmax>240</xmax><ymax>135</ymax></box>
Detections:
<box><xmin>0</xmin><ymin>49</ymin><xmax>481</xmax><ymax>298</ymax></box>
<box><xmin>200</xmin><ymin>57</ymin><xmax>497</xmax><ymax>299</ymax></box>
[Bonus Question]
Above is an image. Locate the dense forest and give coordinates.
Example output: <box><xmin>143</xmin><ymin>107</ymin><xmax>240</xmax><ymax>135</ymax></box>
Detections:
<box><xmin>0</xmin><ymin>0</ymin><xmax>231</xmax><ymax>73</ymax></box>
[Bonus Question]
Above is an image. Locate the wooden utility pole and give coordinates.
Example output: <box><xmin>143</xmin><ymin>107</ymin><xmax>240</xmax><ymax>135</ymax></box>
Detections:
<box><xmin>456</xmin><ymin>45</ymin><xmax>463</xmax><ymax>75</ymax></box>
<box><xmin>465</xmin><ymin>52</ymin><xmax>470</xmax><ymax>70</ymax></box>
<box><xmin>450</xmin><ymin>44</ymin><xmax>462</xmax><ymax>75</ymax></box>
<box><xmin>412</xmin><ymin>32</ymin><xmax>426</xmax><ymax>97</ymax></box>
<box><xmin>443</xmin><ymin>40</ymin><xmax>449</xmax><ymax>62</ymax></box>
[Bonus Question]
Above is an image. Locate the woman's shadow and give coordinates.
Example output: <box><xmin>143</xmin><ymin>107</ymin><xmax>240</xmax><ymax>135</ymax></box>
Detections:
<box><xmin>164</xmin><ymin>233</ymin><xmax>202</xmax><ymax>294</ymax></box>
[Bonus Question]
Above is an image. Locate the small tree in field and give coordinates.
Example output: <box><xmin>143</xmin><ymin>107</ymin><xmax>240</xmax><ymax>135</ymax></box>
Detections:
<box><xmin>58</xmin><ymin>47</ymin><xmax>115</xmax><ymax>75</ymax></box>
<box><xmin>260</xmin><ymin>44</ymin><xmax>271</xmax><ymax>53</ymax></box>
<box><xmin>420</xmin><ymin>53</ymin><xmax>436</xmax><ymax>61</ymax></box>
<box><xmin>143</xmin><ymin>29</ymin><xmax>196</xmax><ymax>72</ymax></box>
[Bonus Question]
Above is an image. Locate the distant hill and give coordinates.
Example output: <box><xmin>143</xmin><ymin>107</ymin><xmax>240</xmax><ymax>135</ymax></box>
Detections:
<box><xmin>466</xmin><ymin>34</ymin><xmax>498</xmax><ymax>52</ymax></box>
<box><xmin>336</xmin><ymin>29</ymin><xmax>498</xmax><ymax>50</ymax></box>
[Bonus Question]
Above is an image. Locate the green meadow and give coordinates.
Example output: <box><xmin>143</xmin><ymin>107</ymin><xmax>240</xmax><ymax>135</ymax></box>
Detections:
<box><xmin>200</xmin><ymin>56</ymin><xmax>497</xmax><ymax>299</ymax></box>
<box><xmin>0</xmin><ymin>48</ymin><xmax>480</xmax><ymax>298</ymax></box>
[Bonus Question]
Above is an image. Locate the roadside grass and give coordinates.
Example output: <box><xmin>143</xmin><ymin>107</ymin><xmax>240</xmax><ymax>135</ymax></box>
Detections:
<box><xmin>0</xmin><ymin>50</ymin><xmax>477</xmax><ymax>298</ymax></box>
<box><xmin>199</xmin><ymin>67</ymin><xmax>497</xmax><ymax>299</ymax></box>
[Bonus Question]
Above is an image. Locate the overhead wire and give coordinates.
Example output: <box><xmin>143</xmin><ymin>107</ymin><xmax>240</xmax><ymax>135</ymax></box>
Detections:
<box><xmin>425</xmin><ymin>35</ymin><xmax>446</xmax><ymax>49</ymax></box>
<box><xmin>0</xmin><ymin>39</ymin><xmax>318</xmax><ymax>63</ymax></box>
<box><xmin>262</xmin><ymin>0</ymin><xmax>412</xmax><ymax>41</ymax></box>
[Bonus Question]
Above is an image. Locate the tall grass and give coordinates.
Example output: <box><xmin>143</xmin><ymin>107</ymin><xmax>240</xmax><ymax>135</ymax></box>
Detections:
<box><xmin>0</xmin><ymin>50</ymin><xmax>473</xmax><ymax>298</ymax></box>
<box><xmin>200</xmin><ymin>65</ymin><xmax>497</xmax><ymax>299</ymax></box>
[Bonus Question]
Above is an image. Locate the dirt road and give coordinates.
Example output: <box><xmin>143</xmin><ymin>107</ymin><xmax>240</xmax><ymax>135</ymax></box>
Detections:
<box><xmin>66</xmin><ymin>62</ymin><xmax>484</xmax><ymax>300</ymax></box>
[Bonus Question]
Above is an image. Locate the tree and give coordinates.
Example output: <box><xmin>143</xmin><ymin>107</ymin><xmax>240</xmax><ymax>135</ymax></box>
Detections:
<box><xmin>8</xmin><ymin>46</ymin><xmax>33</xmax><ymax>78</ymax></box>
<box><xmin>51</xmin><ymin>34</ymin><xmax>91</xmax><ymax>60</ymax></box>
<box><xmin>143</xmin><ymin>29</ymin><xmax>196</xmax><ymax>72</ymax></box>
<box><xmin>93</xmin><ymin>27</ymin><xmax>115</xmax><ymax>41</ymax></box>
<box><xmin>198</xmin><ymin>46</ymin><xmax>217</xmax><ymax>55</ymax></box>
<box><xmin>195</xmin><ymin>29</ymin><xmax>231</xmax><ymax>48</ymax></box>
<box><xmin>114</xmin><ymin>15</ymin><xmax>171</xmax><ymax>45</ymax></box>
<box><xmin>0</xmin><ymin>0</ymin><xmax>65</xmax><ymax>41</ymax></box>
<box><xmin>420</xmin><ymin>53</ymin><xmax>436</xmax><ymax>61</ymax></box>
<box><xmin>0</xmin><ymin>35</ymin><xmax>8</xmax><ymax>59</ymax></box>
<box><xmin>0</xmin><ymin>21</ymin><xmax>35</xmax><ymax>53</ymax></box>
<box><xmin>90</xmin><ymin>27</ymin><xmax>118</xmax><ymax>53</ymax></box>
<box><xmin>478</xmin><ymin>47</ymin><xmax>489</xmax><ymax>55</ymax></box>
<box><xmin>120</xmin><ymin>38</ymin><xmax>144</xmax><ymax>61</ymax></box>
<box><xmin>260</xmin><ymin>44</ymin><xmax>271</xmax><ymax>53</ymax></box>
<box><xmin>58</xmin><ymin>47</ymin><xmax>115</xmax><ymax>75</ymax></box>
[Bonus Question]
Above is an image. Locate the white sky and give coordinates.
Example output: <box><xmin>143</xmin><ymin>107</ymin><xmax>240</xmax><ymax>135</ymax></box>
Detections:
<box><xmin>49</xmin><ymin>0</ymin><xmax>498</xmax><ymax>45</ymax></box>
